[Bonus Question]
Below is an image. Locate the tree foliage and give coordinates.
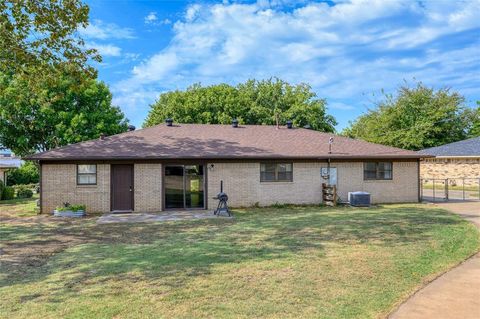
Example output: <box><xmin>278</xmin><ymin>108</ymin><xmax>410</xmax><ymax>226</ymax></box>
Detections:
<box><xmin>0</xmin><ymin>72</ymin><xmax>129</xmax><ymax>156</ymax></box>
<box><xmin>6</xmin><ymin>161</ymin><xmax>39</xmax><ymax>185</ymax></box>
<box><xmin>0</xmin><ymin>1</ymin><xmax>127</xmax><ymax>157</ymax></box>
<box><xmin>466</xmin><ymin>102</ymin><xmax>480</xmax><ymax>138</ymax></box>
<box><xmin>0</xmin><ymin>0</ymin><xmax>99</xmax><ymax>81</ymax></box>
<box><xmin>342</xmin><ymin>82</ymin><xmax>476</xmax><ymax>150</ymax></box>
<box><xmin>144</xmin><ymin>78</ymin><xmax>337</xmax><ymax>132</ymax></box>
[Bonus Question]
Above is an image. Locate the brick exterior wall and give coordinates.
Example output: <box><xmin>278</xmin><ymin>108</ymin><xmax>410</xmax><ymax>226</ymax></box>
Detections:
<box><xmin>207</xmin><ymin>161</ymin><xmax>419</xmax><ymax>208</ymax></box>
<box><xmin>41</xmin><ymin>164</ymin><xmax>111</xmax><ymax>214</ymax></box>
<box><xmin>134</xmin><ymin>163</ymin><xmax>163</xmax><ymax>212</ymax></box>
<box><xmin>334</xmin><ymin>162</ymin><xmax>419</xmax><ymax>203</ymax></box>
<box><xmin>207</xmin><ymin>162</ymin><xmax>325</xmax><ymax>209</ymax></box>
<box><xmin>420</xmin><ymin>158</ymin><xmax>480</xmax><ymax>186</ymax></box>
<box><xmin>41</xmin><ymin>160</ymin><xmax>419</xmax><ymax>213</ymax></box>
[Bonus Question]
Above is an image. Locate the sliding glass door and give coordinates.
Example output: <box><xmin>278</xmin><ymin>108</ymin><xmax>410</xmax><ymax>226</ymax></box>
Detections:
<box><xmin>165</xmin><ymin>165</ymin><xmax>204</xmax><ymax>209</ymax></box>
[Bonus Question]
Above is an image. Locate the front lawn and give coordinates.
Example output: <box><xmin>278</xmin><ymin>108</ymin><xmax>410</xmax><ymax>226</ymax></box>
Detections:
<box><xmin>0</xmin><ymin>194</ymin><xmax>39</xmax><ymax>218</ymax></box>
<box><xmin>0</xmin><ymin>204</ymin><xmax>479</xmax><ymax>318</ymax></box>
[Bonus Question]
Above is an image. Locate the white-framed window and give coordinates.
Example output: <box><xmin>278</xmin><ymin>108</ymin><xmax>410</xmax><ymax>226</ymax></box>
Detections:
<box><xmin>364</xmin><ymin>162</ymin><xmax>393</xmax><ymax>180</ymax></box>
<box><xmin>260</xmin><ymin>163</ymin><xmax>293</xmax><ymax>182</ymax></box>
<box><xmin>77</xmin><ymin>164</ymin><xmax>97</xmax><ymax>185</ymax></box>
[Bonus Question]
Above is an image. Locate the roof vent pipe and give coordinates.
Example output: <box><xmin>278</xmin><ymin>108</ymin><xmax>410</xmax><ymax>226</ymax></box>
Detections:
<box><xmin>99</xmin><ymin>133</ymin><xmax>106</xmax><ymax>140</ymax></box>
<box><xmin>127</xmin><ymin>125</ymin><xmax>136</xmax><ymax>131</ymax></box>
<box><xmin>165</xmin><ymin>118</ymin><xmax>173</xmax><ymax>126</ymax></box>
<box><xmin>232</xmin><ymin>118</ymin><xmax>239</xmax><ymax>128</ymax></box>
<box><xmin>286</xmin><ymin>120</ymin><xmax>293</xmax><ymax>129</ymax></box>
<box><xmin>328</xmin><ymin>137</ymin><xmax>334</xmax><ymax>154</ymax></box>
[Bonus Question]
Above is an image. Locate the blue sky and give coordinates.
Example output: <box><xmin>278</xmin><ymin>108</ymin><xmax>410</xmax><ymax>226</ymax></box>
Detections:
<box><xmin>82</xmin><ymin>0</ymin><xmax>480</xmax><ymax>130</ymax></box>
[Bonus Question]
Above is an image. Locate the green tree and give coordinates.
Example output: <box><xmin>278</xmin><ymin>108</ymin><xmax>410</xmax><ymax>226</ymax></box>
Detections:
<box><xmin>343</xmin><ymin>82</ymin><xmax>473</xmax><ymax>150</ymax></box>
<box><xmin>466</xmin><ymin>102</ymin><xmax>480</xmax><ymax>138</ymax></box>
<box><xmin>6</xmin><ymin>161</ymin><xmax>39</xmax><ymax>185</ymax></box>
<box><xmin>144</xmin><ymin>78</ymin><xmax>337</xmax><ymax>132</ymax></box>
<box><xmin>0</xmin><ymin>72</ymin><xmax>129</xmax><ymax>156</ymax></box>
<box><xmin>0</xmin><ymin>0</ymin><xmax>100</xmax><ymax>81</ymax></box>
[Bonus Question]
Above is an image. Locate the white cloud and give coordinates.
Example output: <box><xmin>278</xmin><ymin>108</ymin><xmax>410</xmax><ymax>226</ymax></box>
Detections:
<box><xmin>88</xmin><ymin>43</ymin><xmax>122</xmax><ymax>57</ymax></box>
<box><xmin>185</xmin><ymin>4</ymin><xmax>201</xmax><ymax>22</ymax></box>
<box><xmin>79</xmin><ymin>19</ymin><xmax>135</xmax><ymax>40</ymax></box>
<box><xmin>329</xmin><ymin>102</ymin><xmax>354</xmax><ymax>110</ymax></box>
<box><xmin>113</xmin><ymin>88</ymin><xmax>160</xmax><ymax>112</ymax></box>
<box><xmin>113</xmin><ymin>0</ymin><xmax>480</xmax><ymax>125</ymax></box>
<box><xmin>79</xmin><ymin>20</ymin><xmax>134</xmax><ymax>59</ymax></box>
<box><xmin>145</xmin><ymin>12</ymin><xmax>158</xmax><ymax>24</ymax></box>
<box><xmin>124</xmin><ymin>53</ymin><xmax>141</xmax><ymax>62</ymax></box>
<box><xmin>132</xmin><ymin>52</ymin><xmax>179</xmax><ymax>81</ymax></box>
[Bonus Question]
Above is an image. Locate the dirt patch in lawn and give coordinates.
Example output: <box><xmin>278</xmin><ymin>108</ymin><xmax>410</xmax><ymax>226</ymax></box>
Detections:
<box><xmin>0</xmin><ymin>218</ymin><xmax>94</xmax><ymax>280</ymax></box>
<box><xmin>0</xmin><ymin>195</ymin><xmax>39</xmax><ymax>219</ymax></box>
<box><xmin>1</xmin><ymin>205</ymin><xmax>479</xmax><ymax>319</ymax></box>
<box><xmin>0</xmin><ymin>216</ymin><xmax>229</xmax><ymax>284</ymax></box>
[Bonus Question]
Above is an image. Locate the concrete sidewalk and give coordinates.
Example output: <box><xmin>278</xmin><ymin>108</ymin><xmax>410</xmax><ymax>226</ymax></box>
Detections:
<box><xmin>390</xmin><ymin>202</ymin><xmax>480</xmax><ymax>319</ymax></box>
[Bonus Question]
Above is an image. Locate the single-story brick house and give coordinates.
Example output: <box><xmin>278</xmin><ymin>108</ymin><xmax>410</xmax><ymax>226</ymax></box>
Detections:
<box><xmin>27</xmin><ymin>121</ymin><xmax>425</xmax><ymax>214</ymax></box>
<box><xmin>418</xmin><ymin>137</ymin><xmax>480</xmax><ymax>186</ymax></box>
<box><xmin>0</xmin><ymin>152</ymin><xmax>22</xmax><ymax>184</ymax></box>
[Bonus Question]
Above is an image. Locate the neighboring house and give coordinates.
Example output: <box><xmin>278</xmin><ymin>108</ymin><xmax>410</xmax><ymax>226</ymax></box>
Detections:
<box><xmin>0</xmin><ymin>152</ymin><xmax>22</xmax><ymax>184</ymax></box>
<box><xmin>418</xmin><ymin>137</ymin><xmax>480</xmax><ymax>185</ymax></box>
<box><xmin>26</xmin><ymin>121</ymin><xmax>425</xmax><ymax>214</ymax></box>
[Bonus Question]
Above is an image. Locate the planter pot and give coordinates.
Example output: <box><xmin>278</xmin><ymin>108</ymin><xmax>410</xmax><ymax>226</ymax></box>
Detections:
<box><xmin>53</xmin><ymin>210</ymin><xmax>86</xmax><ymax>217</ymax></box>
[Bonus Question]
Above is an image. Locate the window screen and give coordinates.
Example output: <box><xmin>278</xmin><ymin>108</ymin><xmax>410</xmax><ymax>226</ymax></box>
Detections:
<box><xmin>260</xmin><ymin>163</ymin><xmax>293</xmax><ymax>182</ymax></box>
<box><xmin>77</xmin><ymin>164</ymin><xmax>97</xmax><ymax>185</ymax></box>
<box><xmin>363</xmin><ymin>162</ymin><xmax>392</xmax><ymax>180</ymax></box>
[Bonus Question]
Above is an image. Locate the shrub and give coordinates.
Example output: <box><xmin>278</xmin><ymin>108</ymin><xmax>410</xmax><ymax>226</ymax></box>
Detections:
<box><xmin>2</xmin><ymin>186</ymin><xmax>15</xmax><ymax>200</ymax></box>
<box><xmin>271</xmin><ymin>202</ymin><xmax>289</xmax><ymax>209</ymax></box>
<box><xmin>55</xmin><ymin>204</ymin><xmax>86</xmax><ymax>212</ymax></box>
<box><xmin>16</xmin><ymin>186</ymin><xmax>33</xmax><ymax>198</ymax></box>
<box><xmin>12</xmin><ymin>183</ymin><xmax>38</xmax><ymax>190</ymax></box>
<box><xmin>7</xmin><ymin>162</ymin><xmax>39</xmax><ymax>186</ymax></box>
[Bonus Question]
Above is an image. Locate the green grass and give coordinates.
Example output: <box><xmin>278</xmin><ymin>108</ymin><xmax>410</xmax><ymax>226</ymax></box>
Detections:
<box><xmin>0</xmin><ymin>194</ymin><xmax>39</xmax><ymax>217</ymax></box>
<box><xmin>0</xmin><ymin>204</ymin><xmax>479</xmax><ymax>319</ymax></box>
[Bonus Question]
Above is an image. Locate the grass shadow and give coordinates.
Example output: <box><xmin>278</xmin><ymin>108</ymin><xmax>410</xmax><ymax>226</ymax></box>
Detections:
<box><xmin>0</xmin><ymin>204</ymin><xmax>473</xmax><ymax>306</ymax></box>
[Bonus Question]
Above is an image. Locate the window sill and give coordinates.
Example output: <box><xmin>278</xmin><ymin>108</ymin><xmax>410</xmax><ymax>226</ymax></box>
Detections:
<box><xmin>260</xmin><ymin>181</ymin><xmax>294</xmax><ymax>184</ymax></box>
<box><xmin>363</xmin><ymin>179</ymin><xmax>393</xmax><ymax>183</ymax></box>
<box><xmin>76</xmin><ymin>184</ymin><xmax>98</xmax><ymax>188</ymax></box>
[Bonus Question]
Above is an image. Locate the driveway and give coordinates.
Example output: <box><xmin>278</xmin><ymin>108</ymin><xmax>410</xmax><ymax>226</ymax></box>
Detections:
<box><xmin>390</xmin><ymin>201</ymin><xmax>480</xmax><ymax>319</ymax></box>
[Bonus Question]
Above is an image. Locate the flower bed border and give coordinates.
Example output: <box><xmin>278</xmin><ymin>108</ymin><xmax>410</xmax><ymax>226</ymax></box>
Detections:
<box><xmin>53</xmin><ymin>210</ymin><xmax>86</xmax><ymax>217</ymax></box>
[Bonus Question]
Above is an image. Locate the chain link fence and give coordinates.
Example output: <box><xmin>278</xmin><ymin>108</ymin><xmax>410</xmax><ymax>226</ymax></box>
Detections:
<box><xmin>421</xmin><ymin>178</ymin><xmax>480</xmax><ymax>202</ymax></box>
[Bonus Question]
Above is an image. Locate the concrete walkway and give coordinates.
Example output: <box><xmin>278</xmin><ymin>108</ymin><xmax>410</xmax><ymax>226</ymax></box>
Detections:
<box><xmin>97</xmin><ymin>210</ymin><xmax>232</xmax><ymax>224</ymax></box>
<box><xmin>390</xmin><ymin>201</ymin><xmax>480</xmax><ymax>319</ymax></box>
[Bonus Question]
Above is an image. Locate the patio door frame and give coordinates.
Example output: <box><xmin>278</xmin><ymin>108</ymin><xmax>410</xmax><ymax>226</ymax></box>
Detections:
<box><xmin>162</xmin><ymin>162</ymin><xmax>207</xmax><ymax>210</ymax></box>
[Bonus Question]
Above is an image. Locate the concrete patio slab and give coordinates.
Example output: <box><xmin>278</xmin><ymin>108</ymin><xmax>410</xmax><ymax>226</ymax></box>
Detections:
<box><xmin>97</xmin><ymin>210</ymin><xmax>232</xmax><ymax>224</ymax></box>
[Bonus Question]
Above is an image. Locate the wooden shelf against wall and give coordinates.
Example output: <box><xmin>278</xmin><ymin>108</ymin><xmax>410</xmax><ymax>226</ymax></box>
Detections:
<box><xmin>322</xmin><ymin>183</ymin><xmax>337</xmax><ymax>206</ymax></box>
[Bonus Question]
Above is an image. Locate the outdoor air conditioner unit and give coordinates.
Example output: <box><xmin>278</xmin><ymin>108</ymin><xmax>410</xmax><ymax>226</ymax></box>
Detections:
<box><xmin>348</xmin><ymin>191</ymin><xmax>371</xmax><ymax>207</ymax></box>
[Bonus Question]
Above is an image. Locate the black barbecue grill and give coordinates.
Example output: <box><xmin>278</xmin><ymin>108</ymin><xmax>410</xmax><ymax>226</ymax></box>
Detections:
<box><xmin>213</xmin><ymin>181</ymin><xmax>231</xmax><ymax>216</ymax></box>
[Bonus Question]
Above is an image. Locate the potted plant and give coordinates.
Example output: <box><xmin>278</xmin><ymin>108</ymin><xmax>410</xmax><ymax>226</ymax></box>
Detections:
<box><xmin>53</xmin><ymin>202</ymin><xmax>86</xmax><ymax>217</ymax></box>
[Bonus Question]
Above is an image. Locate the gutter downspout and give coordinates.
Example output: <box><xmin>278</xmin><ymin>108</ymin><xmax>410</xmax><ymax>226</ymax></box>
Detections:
<box><xmin>39</xmin><ymin>161</ymin><xmax>43</xmax><ymax>214</ymax></box>
<box><xmin>417</xmin><ymin>158</ymin><xmax>421</xmax><ymax>203</ymax></box>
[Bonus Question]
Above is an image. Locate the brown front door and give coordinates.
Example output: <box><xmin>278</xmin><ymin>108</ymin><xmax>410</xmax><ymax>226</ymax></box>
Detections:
<box><xmin>111</xmin><ymin>164</ymin><xmax>134</xmax><ymax>211</ymax></box>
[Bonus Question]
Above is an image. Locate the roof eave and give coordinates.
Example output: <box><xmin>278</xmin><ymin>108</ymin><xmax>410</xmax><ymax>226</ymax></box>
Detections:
<box><xmin>427</xmin><ymin>155</ymin><xmax>480</xmax><ymax>158</ymax></box>
<box><xmin>29</xmin><ymin>154</ymin><xmax>427</xmax><ymax>161</ymax></box>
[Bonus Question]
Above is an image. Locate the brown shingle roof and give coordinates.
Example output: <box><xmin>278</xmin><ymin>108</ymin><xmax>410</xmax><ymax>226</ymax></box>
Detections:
<box><xmin>26</xmin><ymin>124</ymin><xmax>424</xmax><ymax>161</ymax></box>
